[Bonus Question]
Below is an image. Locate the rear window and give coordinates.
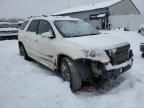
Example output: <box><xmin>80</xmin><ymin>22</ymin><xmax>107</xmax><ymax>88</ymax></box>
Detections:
<box><xmin>20</xmin><ymin>20</ymin><xmax>29</xmax><ymax>30</ymax></box>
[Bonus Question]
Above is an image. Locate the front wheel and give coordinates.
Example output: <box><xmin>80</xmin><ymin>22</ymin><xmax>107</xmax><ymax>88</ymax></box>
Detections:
<box><xmin>60</xmin><ymin>57</ymin><xmax>82</xmax><ymax>92</ymax></box>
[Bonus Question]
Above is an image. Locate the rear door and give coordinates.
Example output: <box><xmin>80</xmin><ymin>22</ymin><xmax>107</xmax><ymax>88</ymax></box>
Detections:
<box><xmin>26</xmin><ymin>20</ymin><xmax>40</xmax><ymax>57</ymax></box>
<box><xmin>19</xmin><ymin>20</ymin><xmax>29</xmax><ymax>46</ymax></box>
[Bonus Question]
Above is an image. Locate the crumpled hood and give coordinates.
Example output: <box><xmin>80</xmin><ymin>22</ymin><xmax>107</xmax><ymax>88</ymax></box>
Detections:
<box><xmin>0</xmin><ymin>28</ymin><xmax>18</xmax><ymax>32</ymax></box>
<box><xmin>65</xmin><ymin>33</ymin><xmax>129</xmax><ymax>50</ymax></box>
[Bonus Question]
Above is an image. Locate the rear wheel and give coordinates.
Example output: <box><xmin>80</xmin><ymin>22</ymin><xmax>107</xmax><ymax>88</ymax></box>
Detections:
<box><xmin>142</xmin><ymin>53</ymin><xmax>144</xmax><ymax>57</ymax></box>
<box><xmin>60</xmin><ymin>57</ymin><xmax>82</xmax><ymax>92</ymax></box>
<box><xmin>19</xmin><ymin>44</ymin><xmax>25</xmax><ymax>56</ymax></box>
<box><xmin>138</xmin><ymin>29</ymin><xmax>141</xmax><ymax>33</ymax></box>
<box><xmin>19</xmin><ymin>43</ymin><xmax>31</xmax><ymax>60</ymax></box>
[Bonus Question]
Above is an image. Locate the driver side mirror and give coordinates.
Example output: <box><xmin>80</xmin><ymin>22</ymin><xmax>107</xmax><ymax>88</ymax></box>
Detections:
<box><xmin>41</xmin><ymin>31</ymin><xmax>55</xmax><ymax>39</ymax></box>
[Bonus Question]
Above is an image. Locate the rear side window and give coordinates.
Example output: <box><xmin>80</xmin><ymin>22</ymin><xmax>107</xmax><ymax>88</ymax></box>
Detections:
<box><xmin>38</xmin><ymin>20</ymin><xmax>51</xmax><ymax>34</ymax></box>
<box><xmin>27</xmin><ymin>20</ymin><xmax>40</xmax><ymax>32</ymax></box>
<box><xmin>20</xmin><ymin>20</ymin><xmax>29</xmax><ymax>30</ymax></box>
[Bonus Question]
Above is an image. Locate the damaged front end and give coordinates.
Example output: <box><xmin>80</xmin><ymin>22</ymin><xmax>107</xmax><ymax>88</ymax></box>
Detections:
<box><xmin>76</xmin><ymin>44</ymin><xmax>133</xmax><ymax>81</ymax></box>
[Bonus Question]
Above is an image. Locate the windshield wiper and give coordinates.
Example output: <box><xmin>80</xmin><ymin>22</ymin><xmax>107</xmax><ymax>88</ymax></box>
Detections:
<box><xmin>68</xmin><ymin>33</ymin><xmax>100</xmax><ymax>38</ymax></box>
<box><xmin>89</xmin><ymin>33</ymin><xmax>97</xmax><ymax>35</ymax></box>
<box><xmin>90</xmin><ymin>32</ymin><xmax>101</xmax><ymax>35</ymax></box>
<box><xmin>74</xmin><ymin>33</ymin><xmax>100</xmax><ymax>37</ymax></box>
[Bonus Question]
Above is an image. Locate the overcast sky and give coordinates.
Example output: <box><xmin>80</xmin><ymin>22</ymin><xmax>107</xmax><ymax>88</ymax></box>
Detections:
<box><xmin>0</xmin><ymin>0</ymin><xmax>143</xmax><ymax>18</ymax></box>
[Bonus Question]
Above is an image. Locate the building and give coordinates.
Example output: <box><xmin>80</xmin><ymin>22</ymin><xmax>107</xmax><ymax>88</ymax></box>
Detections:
<box><xmin>53</xmin><ymin>0</ymin><xmax>140</xmax><ymax>30</ymax></box>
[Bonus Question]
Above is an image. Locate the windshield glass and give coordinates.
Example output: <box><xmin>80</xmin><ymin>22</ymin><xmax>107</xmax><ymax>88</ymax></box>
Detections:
<box><xmin>54</xmin><ymin>20</ymin><xmax>100</xmax><ymax>38</ymax></box>
<box><xmin>0</xmin><ymin>24</ymin><xmax>11</xmax><ymax>28</ymax></box>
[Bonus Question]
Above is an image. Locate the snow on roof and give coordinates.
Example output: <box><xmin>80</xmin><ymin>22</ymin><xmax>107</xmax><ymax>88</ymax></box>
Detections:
<box><xmin>53</xmin><ymin>0</ymin><xmax>122</xmax><ymax>15</ymax></box>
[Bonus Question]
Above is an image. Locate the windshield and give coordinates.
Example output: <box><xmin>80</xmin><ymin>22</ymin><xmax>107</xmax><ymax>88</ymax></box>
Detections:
<box><xmin>54</xmin><ymin>20</ymin><xmax>100</xmax><ymax>38</ymax></box>
<box><xmin>0</xmin><ymin>24</ymin><xmax>11</xmax><ymax>28</ymax></box>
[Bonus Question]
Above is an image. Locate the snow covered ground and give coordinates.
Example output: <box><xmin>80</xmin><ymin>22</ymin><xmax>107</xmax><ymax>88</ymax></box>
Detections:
<box><xmin>0</xmin><ymin>30</ymin><xmax>144</xmax><ymax>108</ymax></box>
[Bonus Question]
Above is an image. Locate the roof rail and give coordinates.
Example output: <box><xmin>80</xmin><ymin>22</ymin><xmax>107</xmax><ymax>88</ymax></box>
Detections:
<box><xmin>27</xmin><ymin>15</ymin><xmax>48</xmax><ymax>19</ymax></box>
<box><xmin>42</xmin><ymin>15</ymin><xmax>48</xmax><ymax>17</ymax></box>
<box><xmin>27</xmin><ymin>16</ymin><xmax>40</xmax><ymax>19</ymax></box>
<box><xmin>50</xmin><ymin>15</ymin><xmax>71</xmax><ymax>18</ymax></box>
<box><xmin>27</xmin><ymin>15</ymin><xmax>71</xmax><ymax>19</ymax></box>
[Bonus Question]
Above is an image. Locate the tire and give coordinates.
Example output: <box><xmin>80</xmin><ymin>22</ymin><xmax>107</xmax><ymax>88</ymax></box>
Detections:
<box><xmin>19</xmin><ymin>43</ymin><xmax>24</xmax><ymax>56</ymax></box>
<box><xmin>19</xmin><ymin>43</ymin><xmax>31</xmax><ymax>60</ymax></box>
<box><xmin>60</xmin><ymin>57</ymin><xmax>82</xmax><ymax>92</ymax></box>
<box><xmin>138</xmin><ymin>29</ymin><xmax>141</xmax><ymax>33</ymax></box>
<box><xmin>142</xmin><ymin>53</ymin><xmax>144</xmax><ymax>58</ymax></box>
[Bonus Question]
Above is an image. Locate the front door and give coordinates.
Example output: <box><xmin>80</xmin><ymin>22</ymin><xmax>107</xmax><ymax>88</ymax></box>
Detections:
<box><xmin>36</xmin><ymin>20</ymin><xmax>56</xmax><ymax>69</ymax></box>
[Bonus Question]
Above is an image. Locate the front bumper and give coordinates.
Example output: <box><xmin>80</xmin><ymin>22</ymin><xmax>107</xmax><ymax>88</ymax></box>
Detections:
<box><xmin>91</xmin><ymin>58</ymin><xmax>133</xmax><ymax>80</ymax></box>
<box><xmin>102</xmin><ymin>58</ymin><xmax>133</xmax><ymax>79</ymax></box>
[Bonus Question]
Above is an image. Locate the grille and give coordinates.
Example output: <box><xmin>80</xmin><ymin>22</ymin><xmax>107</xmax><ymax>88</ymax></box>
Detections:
<box><xmin>106</xmin><ymin>44</ymin><xmax>130</xmax><ymax>65</ymax></box>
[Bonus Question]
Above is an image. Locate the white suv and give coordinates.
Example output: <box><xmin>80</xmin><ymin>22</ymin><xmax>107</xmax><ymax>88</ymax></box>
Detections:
<box><xmin>18</xmin><ymin>16</ymin><xmax>133</xmax><ymax>92</ymax></box>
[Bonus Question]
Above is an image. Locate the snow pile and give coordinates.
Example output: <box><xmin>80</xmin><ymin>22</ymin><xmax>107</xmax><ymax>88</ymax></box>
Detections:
<box><xmin>0</xmin><ymin>30</ymin><xmax>144</xmax><ymax>108</ymax></box>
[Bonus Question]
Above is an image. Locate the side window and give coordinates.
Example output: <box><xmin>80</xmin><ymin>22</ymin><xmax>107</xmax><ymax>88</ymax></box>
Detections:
<box><xmin>38</xmin><ymin>20</ymin><xmax>51</xmax><ymax>34</ymax></box>
<box><xmin>20</xmin><ymin>20</ymin><xmax>29</xmax><ymax>30</ymax></box>
<box><xmin>27</xmin><ymin>20</ymin><xmax>40</xmax><ymax>32</ymax></box>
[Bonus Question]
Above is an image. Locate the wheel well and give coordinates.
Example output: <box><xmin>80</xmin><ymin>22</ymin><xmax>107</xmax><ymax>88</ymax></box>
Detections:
<box><xmin>57</xmin><ymin>54</ymin><xmax>72</xmax><ymax>71</ymax></box>
<box><xmin>18</xmin><ymin>41</ymin><xmax>23</xmax><ymax>47</ymax></box>
<box><xmin>56</xmin><ymin>55</ymin><xmax>93</xmax><ymax>81</ymax></box>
